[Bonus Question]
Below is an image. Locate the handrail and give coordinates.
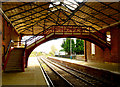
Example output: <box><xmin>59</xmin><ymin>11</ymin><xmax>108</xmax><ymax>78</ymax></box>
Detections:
<box><xmin>3</xmin><ymin>40</ymin><xmax>26</xmax><ymax>71</ymax></box>
<box><xmin>28</xmin><ymin>25</ymin><xmax>110</xmax><ymax>41</ymax></box>
<box><xmin>2</xmin><ymin>40</ymin><xmax>12</xmax><ymax>70</ymax></box>
<box><xmin>3</xmin><ymin>40</ymin><xmax>12</xmax><ymax>63</ymax></box>
<box><xmin>3</xmin><ymin>44</ymin><xmax>13</xmax><ymax>71</ymax></box>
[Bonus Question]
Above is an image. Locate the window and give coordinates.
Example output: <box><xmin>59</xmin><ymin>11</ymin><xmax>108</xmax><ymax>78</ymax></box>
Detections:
<box><xmin>91</xmin><ymin>43</ymin><xmax>95</xmax><ymax>55</ymax></box>
<box><xmin>106</xmin><ymin>31</ymin><xmax>111</xmax><ymax>44</ymax></box>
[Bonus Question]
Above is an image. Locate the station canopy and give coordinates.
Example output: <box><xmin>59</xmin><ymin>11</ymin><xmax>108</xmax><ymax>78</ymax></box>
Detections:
<box><xmin>1</xmin><ymin>0</ymin><xmax>120</xmax><ymax>35</ymax></box>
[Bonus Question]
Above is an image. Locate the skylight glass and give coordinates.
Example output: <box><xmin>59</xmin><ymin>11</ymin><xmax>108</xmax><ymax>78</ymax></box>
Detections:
<box><xmin>50</xmin><ymin>0</ymin><xmax>84</xmax><ymax>11</ymax></box>
<box><xmin>64</xmin><ymin>0</ymin><xmax>78</xmax><ymax>10</ymax></box>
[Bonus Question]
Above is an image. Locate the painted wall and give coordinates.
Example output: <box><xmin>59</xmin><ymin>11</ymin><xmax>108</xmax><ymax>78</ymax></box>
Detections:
<box><xmin>86</xmin><ymin>24</ymin><xmax>120</xmax><ymax>63</ymax></box>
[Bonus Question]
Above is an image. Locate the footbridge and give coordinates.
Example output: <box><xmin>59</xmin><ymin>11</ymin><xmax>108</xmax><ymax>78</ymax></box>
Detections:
<box><xmin>3</xmin><ymin>25</ymin><xmax>111</xmax><ymax>72</ymax></box>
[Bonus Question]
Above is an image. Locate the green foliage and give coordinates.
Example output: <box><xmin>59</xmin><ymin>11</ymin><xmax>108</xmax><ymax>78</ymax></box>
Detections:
<box><xmin>75</xmin><ymin>39</ymin><xmax>84</xmax><ymax>54</ymax></box>
<box><xmin>61</xmin><ymin>38</ymin><xmax>76</xmax><ymax>55</ymax></box>
<box><xmin>61</xmin><ymin>38</ymin><xmax>84</xmax><ymax>55</ymax></box>
<box><xmin>59</xmin><ymin>49</ymin><xmax>65</xmax><ymax>52</ymax></box>
<box><xmin>61</xmin><ymin>38</ymin><xmax>70</xmax><ymax>54</ymax></box>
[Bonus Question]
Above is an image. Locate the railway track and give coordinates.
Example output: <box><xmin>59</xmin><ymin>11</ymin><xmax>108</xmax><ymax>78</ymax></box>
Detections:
<box><xmin>45</xmin><ymin>58</ymin><xmax>114</xmax><ymax>87</ymax></box>
<box><xmin>39</xmin><ymin>57</ymin><xmax>114</xmax><ymax>87</ymax></box>
<box><xmin>38</xmin><ymin>58</ymin><xmax>73</xmax><ymax>87</ymax></box>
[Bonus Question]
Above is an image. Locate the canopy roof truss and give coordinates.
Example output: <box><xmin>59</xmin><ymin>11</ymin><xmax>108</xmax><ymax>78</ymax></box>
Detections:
<box><xmin>1</xmin><ymin>1</ymin><xmax>120</xmax><ymax>35</ymax></box>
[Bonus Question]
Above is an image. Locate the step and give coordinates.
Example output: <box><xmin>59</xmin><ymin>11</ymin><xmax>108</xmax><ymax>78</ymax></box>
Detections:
<box><xmin>6</xmin><ymin>65</ymin><xmax>22</xmax><ymax>67</ymax></box>
<box><xmin>5</xmin><ymin>69</ymin><xmax>22</xmax><ymax>72</ymax></box>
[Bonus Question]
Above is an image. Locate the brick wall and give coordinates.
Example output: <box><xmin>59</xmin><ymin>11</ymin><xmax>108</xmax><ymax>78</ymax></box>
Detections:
<box><xmin>2</xmin><ymin>15</ymin><xmax>20</xmax><ymax>56</ymax></box>
<box><xmin>86</xmin><ymin>24</ymin><xmax>120</xmax><ymax>63</ymax></box>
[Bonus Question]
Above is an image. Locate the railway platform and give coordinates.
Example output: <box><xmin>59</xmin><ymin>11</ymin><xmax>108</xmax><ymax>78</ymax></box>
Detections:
<box><xmin>48</xmin><ymin>56</ymin><xmax>120</xmax><ymax>74</ymax></box>
<box><xmin>2</xmin><ymin>57</ymin><xmax>48</xmax><ymax>87</ymax></box>
<box><xmin>48</xmin><ymin>56</ymin><xmax>120</xmax><ymax>86</ymax></box>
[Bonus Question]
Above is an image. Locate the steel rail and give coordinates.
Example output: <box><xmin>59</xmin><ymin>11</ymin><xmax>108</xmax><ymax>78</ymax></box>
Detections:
<box><xmin>37</xmin><ymin>58</ymin><xmax>55</xmax><ymax>87</ymax></box>
<box><xmin>42</xmin><ymin>58</ymin><xmax>96</xmax><ymax>87</ymax></box>
<box><xmin>40</xmin><ymin>58</ymin><xmax>74</xmax><ymax>87</ymax></box>
<box><xmin>46</xmin><ymin>58</ymin><xmax>112</xmax><ymax>87</ymax></box>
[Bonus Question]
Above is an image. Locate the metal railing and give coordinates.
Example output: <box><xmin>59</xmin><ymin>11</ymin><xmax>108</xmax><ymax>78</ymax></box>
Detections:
<box><xmin>13</xmin><ymin>41</ymin><xmax>26</xmax><ymax>48</ymax></box>
<box><xmin>2</xmin><ymin>40</ymin><xmax>26</xmax><ymax>71</ymax></box>
<box><xmin>25</xmin><ymin>25</ymin><xmax>111</xmax><ymax>48</ymax></box>
<box><xmin>2</xmin><ymin>40</ymin><xmax>12</xmax><ymax>64</ymax></box>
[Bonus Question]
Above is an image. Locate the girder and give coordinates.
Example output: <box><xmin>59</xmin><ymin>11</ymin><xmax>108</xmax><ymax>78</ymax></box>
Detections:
<box><xmin>1</xmin><ymin>2</ymin><xmax>119</xmax><ymax>35</ymax></box>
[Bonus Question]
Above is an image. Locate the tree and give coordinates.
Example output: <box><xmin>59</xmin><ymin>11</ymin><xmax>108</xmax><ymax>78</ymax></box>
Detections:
<box><xmin>61</xmin><ymin>38</ymin><xmax>84</xmax><ymax>55</ymax></box>
<box><xmin>49</xmin><ymin>45</ymin><xmax>58</xmax><ymax>56</ymax></box>
<box><xmin>61</xmin><ymin>38</ymin><xmax>75</xmax><ymax>55</ymax></box>
<box><xmin>75</xmin><ymin>39</ymin><xmax>84</xmax><ymax>54</ymax></box>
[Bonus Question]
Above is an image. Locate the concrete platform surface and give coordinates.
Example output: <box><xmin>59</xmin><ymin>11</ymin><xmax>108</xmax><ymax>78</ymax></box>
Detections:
<box><xmin>2</xmin><ymin>57</ymin><xmax>48</xmax><ymax>86</ymax></box>
<box><xmin>48</xmin><ymin>57</ymin><xmax>120</xmax><ymax>74</ymax></box>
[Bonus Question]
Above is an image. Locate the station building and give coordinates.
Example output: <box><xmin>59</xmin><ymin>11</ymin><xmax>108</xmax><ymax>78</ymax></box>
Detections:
<box><xmin>0</xmin><ymin>1</ymin><xmax>120</xmax><ymax>86</ymax></box>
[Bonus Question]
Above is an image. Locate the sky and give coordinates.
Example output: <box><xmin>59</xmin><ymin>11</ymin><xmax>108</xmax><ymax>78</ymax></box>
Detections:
<box><xmin>33</xmin><ymin>38</ymin><xmax>66</xmax><ymax>53</ymax></box>
<box><xmin>22</xmin><ymin>36</ymin><xmax>76</xmax><ymax>54</ymax></box>
<box><xmin>33</xmin><ymin>38</ymin><xmax>76</xmax><ymax>53</ymax></box>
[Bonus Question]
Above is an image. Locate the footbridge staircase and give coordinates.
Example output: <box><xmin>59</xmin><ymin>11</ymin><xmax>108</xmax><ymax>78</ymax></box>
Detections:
<box><xmin>2</xmin><ymin>25</ymin><xmax>111</xmax><ymax>72</ymax></box>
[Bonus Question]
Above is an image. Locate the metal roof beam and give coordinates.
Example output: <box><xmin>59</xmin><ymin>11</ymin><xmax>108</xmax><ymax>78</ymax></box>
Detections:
<box><xmin>18</xmin><ymin>12</ymin><xmax>58</xmax><ymax>33</ymax></box>
<box><xmin>14</xmin><ymin>11</ymin><xmax>52</xmax><ymax>27</ymax></box>
<box><xmin>99</xmin><ymin>2</ymin><xmax>120</xmax><ymax>13</ymax></box>
<box><xmin>59</xmin><ymin>9</ymin><xmax>77</xmax><ymax>26</ymax></box>
<box><xmin>77</xmin><ymin>9</ymin><xmax>110</xmax><ymax>25</ymax></box>
<box><xmin>13</xmin><ymin>5</ymin><xmax>63</xmax><ymax>26</ymax></box>
<box><xmin>4</xmin><ymin>2</ymin><xmax>30</xmax><ymax>13</ymax></box>
<box><xmin>37</xmin><ymin>2</ymin><xmax>66</xmax><ymax>24</ymax></box>
<box><xmin>63</xmin><ymin>9</ymin><xmax>102</xmax><ymax>28</ymax></box>
<box><xmin>15</xmin><ymin>13</ymin><xmax>53</xmax><ymax>29</ymax></box>
<box><xmin>11</xmin><ymin>5</ymin><xmax>54</xmax><ymax>23</ymax></box>
<box><xmin>62</xmin><ymin>2</ymin><xmax>85</xmax><ymax>25</ymax></box>
<box><xmin>14</xmin><ymin>7</ymin><xmax>61</xmax><ymax>28</ymax></box>
<box><xmin>33</xmin><ymin>2</ymin><xmax>61</xmax><ymax>25</ymax></box>
<box><xmin>8</xmin><ymin>2</ymin><xmax>50</xmax><ymax>19</ymax></box>
<box><xmin>73</xmin><ymin>17</ymin><xmax>109</xmax><ymax>38</ymax></box>
<box><xmin>84</xmin><ymin>4</ymin><xmax>118</xmax><ymax>22</ymax></box>
<box><xmin>49</xmin><ymin>15</ymin><xmax>60</xmax><ymax>25</ymax></box>
<box><xmin>74</xmin><ymin>14</ymin><xmax>102</xmax><ymax>28</ymax></box>
<box><xmin>18</xmin><ymin>27</ymin><xmax>33</xmax><ymax>32</ymax></box>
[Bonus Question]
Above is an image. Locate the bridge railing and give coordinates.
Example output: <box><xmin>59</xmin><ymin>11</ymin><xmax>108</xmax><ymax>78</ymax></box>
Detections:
<box><xmin>25</xmin><ymin>25</ymin><xmax>111</xmax><ymax>48</ymax></box>
<box><xmin>12</xmin><ymin>41</ymin><xmax>26</xmax><ymax>48</ymax></box>
<box><xmin>26</xmin><ymin>36</ymin><xmax>44</xmax><ymax>46</ymax></box>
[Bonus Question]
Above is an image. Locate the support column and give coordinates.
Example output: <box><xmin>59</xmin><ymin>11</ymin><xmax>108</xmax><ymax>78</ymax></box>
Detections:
<box><xmin>84</xmin><ymin>40</ymin><xmax>87</xmax><ymax>62</ymax></box>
